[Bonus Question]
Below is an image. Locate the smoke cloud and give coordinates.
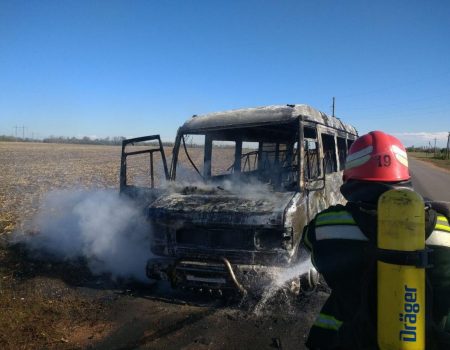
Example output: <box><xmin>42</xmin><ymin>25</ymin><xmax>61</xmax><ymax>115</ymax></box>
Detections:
<box><xmin>13</xmin><ymin>168</ymin><xmax>295</xmax><ymax>285</ymax></box>
<box><xmin>14</xmin><ymin>189</ymin><xmax>152</xmax><ymax>282</ymax></box>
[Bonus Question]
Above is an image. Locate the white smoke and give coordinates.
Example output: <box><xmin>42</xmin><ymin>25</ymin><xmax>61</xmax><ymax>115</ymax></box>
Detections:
<box><xmin>14</xmin><ymin>189</ymin><xmax>152</xmax><ymax>282</ymax></box>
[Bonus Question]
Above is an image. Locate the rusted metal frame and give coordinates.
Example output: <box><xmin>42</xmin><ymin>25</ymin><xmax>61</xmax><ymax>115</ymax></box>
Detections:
<box><xmin>170</xmin><ymin>257</ymin><xmax>248</xmax><ymax>295</ymax></box>
<box><xmin>122</xmin><ymin>135</ymin><xmax>162</xmax><ymax>145</ymax></box>
<box><xmin>124</xmin><ymin>148</ymin><xmax>160</xmax><ymax>157</ymax></box>
<box><xmin>203</xmin><ymin>134</ymin><xmax>213</xmax><ymax>178</ymax></box>
<box><xmin>120</xmin><ymin>135</ymin><xmax>169</xmax><ymax>190</ymax></box>
<box><xmin>182</xmin><ymin>126</ymin><xmax>299</xmax><ymax>146</ymax></box>
<box><xmin>170</xmin><ymin>132</ymin><xmax>182</xmax><ymax>180</ymax></box>
<box><xmin>331</xmin><ymin>134</ymin><xmax>338</xmax><ymax>173</ymax></box>
<box><xmin>181</xmin><ymin>135</ymin><xmax>205</xmax><ymax>181</ymax></box>
<box><xmin>320</xmin><ymin>127</ymin><xmax>340</xmax><ymax>175</ymax></box>
<box><xmin>221</xmin><ymin>257</ymin><xmax>247</xmax><ymax>296</ymax></box>
<box><xmin>243</xmin><ymin>155</ymin><xmax>249</xmax><ymax>172</ymax></box>
<box><xmin>337</xmin><ymin>130</ymin><xmax>357</xmax><ymax>174</ymax></box>
<box><xmin>234</xmin><ymin>139</ymin><xmax>242</xmax><ymax>174</ymax></box>
<box><xmin>302</xmin><ymin>117</ymin><xmax>358</xmax><ymax>138</ymax></box>
<box><xmin>333</xmin><ymin>134</ymin><xmax>340</xmax><ymax>172</ymax></box>
<box><xmin>301</xmin><ymin>122</ymin><xmax>326</xmax><ymax>193</ymax></box>
<box><xmin>300</xmin><ymin>121</ymin><xmax>324</xmax><ymax>180</ymax></box>
<box><xmin>257</xmin><ymin>142</ymin><xmax>263</xmax><ymax>171</ymax></box>
<box><xmin>304</xmin><ymin>141</ymin><xmax>311</xmax><ymax>180</ymax></box>
<box><xmin>180</xmin><ymin>120</ymin><xmax>296</xmax><ymax>134</ymax></box>
<box><xmin>274</xmin><ymin>143</ymin><xmax>280</xmax><ymax>165</ymax></box>
<box><xmin>298</xmin><ymin>117</ymin><xmax>305</xmax><ymax>191</ymax></box>
<box><xmin>150</xmin><ymin>152</ymin><xmax>154</xmax><ymax>188</ymax></box>
<box><xmin>157</xmin><ymin>137</ymin><xmax>169</xmax><ymax>181</ymax></box>
<box><xmin>233</xmin><ymin>150</ymin><xmax>258</xmax><ymax>173</ymax></box>
<box><xmin>123</xmin><ymin>148</ymin><xmax>166</xmax><ymax>189</ymax></box>
<box><xmin>120</xmin><ymin>142</ymin><xmax>127</xmax><ymax>192</ymax></box>
<box><xmin>315</xmin><ymin>124</ymin><xmax>325</xmax><ymax>179</ymax></box>
<box><xmin>285</xmin><ymin>141</ymin><xmax>293</xmax><ymax>169</ymax></box>
<box><xmin>336</xmin><ymin>136</ymin><xmax>347</xmax><ymax>172</ymax></box>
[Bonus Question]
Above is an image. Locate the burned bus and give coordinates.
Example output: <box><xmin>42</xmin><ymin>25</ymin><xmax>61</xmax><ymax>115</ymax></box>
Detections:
<box><xmin>120</xmin><ymin>104</ymin><xmax>357</xmax><ymax>295</ymax></box>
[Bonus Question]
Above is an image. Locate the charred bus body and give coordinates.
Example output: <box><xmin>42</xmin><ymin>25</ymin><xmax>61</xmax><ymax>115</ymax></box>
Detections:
<box><xmin>120</xmin><ymin>104</ymin><xmax>357</xmax><ymax>294</ymax></box>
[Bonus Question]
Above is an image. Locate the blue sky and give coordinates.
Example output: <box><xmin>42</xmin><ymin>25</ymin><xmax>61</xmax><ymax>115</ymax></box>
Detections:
<box><xmin>1</xmin><ymin>0</ymin><xmax>449</xmax><ymax>147</ymax></box>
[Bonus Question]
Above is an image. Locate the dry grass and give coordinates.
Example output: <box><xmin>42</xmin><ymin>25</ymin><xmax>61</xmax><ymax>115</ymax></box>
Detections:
<box><xmin>0</xmin><ymin>140</ymin><xmax>236</xmax><ymax>235</ymax></box>
<box><xmin>0</xmin><ymin>142</ymin><xmax>124</xmax><ymax>349</ymax></box>
<box><xmin>0</xmin><ymin>142</ymin><xmax>120</xmax><ymax>235</ymax></box>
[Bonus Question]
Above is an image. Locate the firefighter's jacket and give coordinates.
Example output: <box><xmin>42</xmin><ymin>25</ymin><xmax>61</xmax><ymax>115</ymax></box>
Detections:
<box><xmin>302</xmin><ymin>203</ymin><xmax>450</xmax><ymax>350</ymax></box>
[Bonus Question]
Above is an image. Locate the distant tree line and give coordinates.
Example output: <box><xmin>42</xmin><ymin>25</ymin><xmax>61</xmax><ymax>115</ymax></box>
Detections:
<box><xmin>406</xmin><ymin>146</ymin><xmax>446</xmax><ymax>153</ymax></box>
<box><xmin>0</xmin><ymin>135</ymin><xmax>18</xmax><ymax>142</ymax></box>
<box><xmin>42</xmin><ymin>136</ymin><xmax>130</xmax><ymax>145</ymax></box>
<box><xmin>407</xmin><ymin>146</ymin><xmax>449</xmax><ymax>160</ymax></box>
<box><xmin>0</xmin><ymin>135</ymin><xmax>175</xmax><ymax>147</ymax></box>
<box><xmin>0</xmin><ymin>134</ymin><xmax>242</xmax><ymax>149</ymax></box>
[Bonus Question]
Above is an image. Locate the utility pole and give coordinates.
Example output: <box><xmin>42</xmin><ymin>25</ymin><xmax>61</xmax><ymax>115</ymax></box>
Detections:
<box><xmin>22</xmin><ymin>125</ymin><xmax>26</xmax><ymax>139</ymax></box>
<box><xmin>434</xmin><ymin>138</ymin><xmax>437</xmax><ymax>158</ymax></box>
<box><xmin>14</xmin><ymin>125</ymin><xmax>19</xmax><ymax>138</ymax></box>
<box><xmin>446</xmin><ymin>132</ymin><xmax>450</xmax><ymax>160</ymax></box>
<box><xmin>332</xmin><ymin>97</ymin><xmax>335</xmax><ymax>117</ymax></box>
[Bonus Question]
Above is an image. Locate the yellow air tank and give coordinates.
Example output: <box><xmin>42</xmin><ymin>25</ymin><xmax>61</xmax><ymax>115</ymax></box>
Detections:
<box><xmin>377</xmin><ymin>189</ymin><xmax>426</xmax><ymax>350</ymax></box>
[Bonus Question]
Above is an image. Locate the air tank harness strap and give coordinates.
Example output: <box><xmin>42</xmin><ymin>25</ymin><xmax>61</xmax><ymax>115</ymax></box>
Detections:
<box><xmin>377</xmin><ymin>247</ymin><xmax>433</xmax><ymax>268</ymax></box>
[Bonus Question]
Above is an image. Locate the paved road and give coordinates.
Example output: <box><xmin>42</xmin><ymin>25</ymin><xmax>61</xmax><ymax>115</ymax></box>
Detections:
<box><xmin>409</xmin><ymin>158</ymin><xmax>450</xmax><ymax>201</ymax></box>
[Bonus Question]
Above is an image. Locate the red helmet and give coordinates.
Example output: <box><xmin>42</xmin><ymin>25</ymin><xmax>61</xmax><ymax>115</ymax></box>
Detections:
<box><xmin>343</xmin><ymin>131</ymin><xmax>410</xmax><ymax>182</ymax></box>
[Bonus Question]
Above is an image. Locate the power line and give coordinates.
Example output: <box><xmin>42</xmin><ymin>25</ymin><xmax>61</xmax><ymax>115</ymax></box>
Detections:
<box><xmin>331</xmin><ymin>97</ymin><xmax>335</xmax><ymax>117</ymax></box>
<box><xmin>13</xmin><ymin>125</ymin><xmax>26</xmax><ymax>139</ymax></box>
<box><xmin>446</xmin><ymin>132</ymin><xmax>450</xmax><ymax>160</ymax></box>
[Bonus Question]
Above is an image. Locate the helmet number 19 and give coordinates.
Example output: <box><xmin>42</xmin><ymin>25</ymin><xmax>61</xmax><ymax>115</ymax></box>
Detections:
<box><xmin>376</xmin><ymin>155</ymin><xmax>391</xmax><ymax>167</ymax></box>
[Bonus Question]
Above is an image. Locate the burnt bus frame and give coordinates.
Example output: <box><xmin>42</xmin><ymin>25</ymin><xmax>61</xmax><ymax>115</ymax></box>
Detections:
<box><xmin>120</xmin><ymin>135</ymin><xmax>169</xmax><ymax>192</ymax></box>
<box><xmin>169</xmin><ymin>117</ymin><xmax>356</xmax><ymax>194</ymax></box>
<box><xmin>118</xmin><ymin>105</ymin><xmax>358</xmax><ymax>293</ymax></box>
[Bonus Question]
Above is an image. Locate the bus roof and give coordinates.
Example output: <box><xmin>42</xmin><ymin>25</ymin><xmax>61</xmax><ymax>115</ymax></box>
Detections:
<box><xmin>180</xmin><ymin>104</ymin><xmax>357</xmax><ymax>135</ymax></box>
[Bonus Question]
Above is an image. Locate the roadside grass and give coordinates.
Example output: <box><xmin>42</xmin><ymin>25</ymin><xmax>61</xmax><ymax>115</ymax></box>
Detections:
<box><xmin>408</xmin><ymin>151</ymin><xmax>450</xmax><ymax>171</ymax></box>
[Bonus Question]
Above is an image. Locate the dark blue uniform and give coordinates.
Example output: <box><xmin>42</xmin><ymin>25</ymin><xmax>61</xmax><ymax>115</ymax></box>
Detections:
<box><xmin>303</xmin><ymin>203</ymin><xmax>450</xmax><ymax>350</ymax></box>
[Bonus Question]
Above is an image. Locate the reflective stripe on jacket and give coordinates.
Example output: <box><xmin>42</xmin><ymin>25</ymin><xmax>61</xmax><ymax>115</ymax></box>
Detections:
<box><xmin>313</xmin><ymin>313</ymin><xmax>343</xmax><ymax>331</ymax></box>
<box><xmin>303</xmin><ymin>205</ymin><xmax>450</xmax><ymax>350</ymax></box>
<box><xmin>303</xmin><ymin>206</ymin><xmax>368</xmax><ymax>248</ymax></box>
<box><xmin>304</xmin><ymin>205</ymin><xmax>375</xmax><ymax>349</ymax></box>
<box><xmin>427</xmin><ymin>215</ymin><xmax>450</xmax><ymax>246</ymax></box>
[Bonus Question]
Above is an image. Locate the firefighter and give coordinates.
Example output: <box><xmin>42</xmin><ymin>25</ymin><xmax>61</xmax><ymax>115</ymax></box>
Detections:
<box><xmin>302</xmin><ymin>130</ymin><xmax>450</xmax><ymax>350</ymax></box>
